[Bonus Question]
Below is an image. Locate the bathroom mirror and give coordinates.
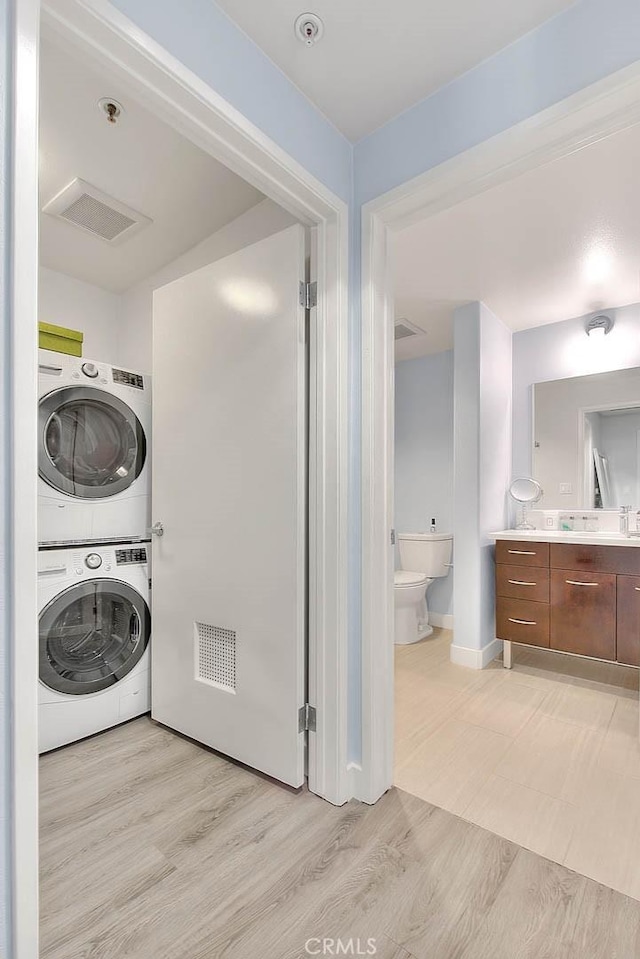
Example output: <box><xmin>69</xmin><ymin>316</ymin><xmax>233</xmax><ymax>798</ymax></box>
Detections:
<box><xmin>533</xmin><ymin>366</ymin><xmax>640</xmax><ymax>508</ymax></box>
<box><xmin>509</xmin><ymin>477</ymin><xmax>542</xmax><ymax>529</ymax></box>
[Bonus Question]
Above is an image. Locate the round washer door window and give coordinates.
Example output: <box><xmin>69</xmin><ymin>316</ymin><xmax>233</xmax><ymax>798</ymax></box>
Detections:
<box><xmin>38</xmin><ymin>386</ymin><xmax>147</xmax><ymax>499</ymax></box>
<box><xmin>39</xmin><ymin>580</ymin><xmax>150</xmax><ymax>695</ymax></box>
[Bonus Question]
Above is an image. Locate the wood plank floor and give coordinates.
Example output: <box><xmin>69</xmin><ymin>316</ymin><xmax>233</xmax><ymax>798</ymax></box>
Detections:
<box><xmin>40</xmin><ymin>716</ymin><xmax>640</xmax><ymax>959</ymax></box>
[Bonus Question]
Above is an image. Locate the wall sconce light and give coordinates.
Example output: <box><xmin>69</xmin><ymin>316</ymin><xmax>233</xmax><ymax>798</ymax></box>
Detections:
<box><xmin>585</xmin><ymin>314</ymin><xmax>614</xmax><ymax>339</ymax></box>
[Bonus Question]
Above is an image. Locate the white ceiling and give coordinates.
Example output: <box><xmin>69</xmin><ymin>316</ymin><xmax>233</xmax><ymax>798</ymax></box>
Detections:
<box><xmin>214</xmin><ymin>0</ymin><xmax>575</xmax><ymax>141</ymax></box>
<box><xmin>39</xmin><ymin>36</ymin><xmax>264</xmax><ymax>293</ymax></box>
<box><xmin>393</xmin><ymin>121</ymin><xmax>640</xmax><ymax>361</ymax></box>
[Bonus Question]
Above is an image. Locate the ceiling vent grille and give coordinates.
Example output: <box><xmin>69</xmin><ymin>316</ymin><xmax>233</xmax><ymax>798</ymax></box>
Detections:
<box><xmin>394</xmin><ymin>318</ymin><xmax>423</xmax><ymax>340</ymax></box>
<box><xmin>42</xmin><ymin>178</ymin><xmax>152</xmax><ymax>244</ymax></box>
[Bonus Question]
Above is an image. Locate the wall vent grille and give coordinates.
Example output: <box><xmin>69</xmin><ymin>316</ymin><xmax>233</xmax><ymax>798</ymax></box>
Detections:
<box><xmin>42</xmin><ymin>178</ymin><xmax>152</xmax><ymax>244</ymax></box>
<box><xmin>195</xmin><ymin>622</ymin><xmax>237</xmax><ymax>692</ymax></box>
<box><xmin>394</xmin><ymin>318</ymin><xmax>423</xmax><ymax>340</ymax></box>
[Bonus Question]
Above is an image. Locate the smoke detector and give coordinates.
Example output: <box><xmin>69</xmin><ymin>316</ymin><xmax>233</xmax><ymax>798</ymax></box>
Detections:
<box><xmin>294</xmin><ymin>13</ymin><xmax>324</xmax><ymax>46</ymax></box>
<box><xmin>42</xmin><ymin>178</ymin><xmax>152</xmax><ymax>244</ymax></box>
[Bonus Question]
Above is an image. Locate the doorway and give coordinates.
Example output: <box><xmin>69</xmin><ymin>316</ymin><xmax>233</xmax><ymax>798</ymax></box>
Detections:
<box><xmin>9</xmin><ymin>1</ymin><xmax>349</xmax><ymax>954</ymax></box>
<box><xmin>361</xmin><ymin>76</ymin><xmax>640</xmax><ymax>902</ymax></box>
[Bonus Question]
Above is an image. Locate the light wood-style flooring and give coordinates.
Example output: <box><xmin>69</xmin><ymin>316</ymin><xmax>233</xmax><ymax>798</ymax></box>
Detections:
<box><xmin>395</xmin><ymin>628</ymin><xmax>640</xmax><ymax>900</ymax></box>
<box><xmin>41</xmin><ymin>714</ymin><xmax>640</xmax><ymax>958</ymax></box>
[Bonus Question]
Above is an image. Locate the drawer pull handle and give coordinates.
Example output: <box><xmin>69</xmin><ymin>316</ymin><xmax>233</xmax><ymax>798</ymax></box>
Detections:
<box><xmin>566</xmin><ymin>580</ymin><xmax>599</xmax><ymax>587</ymax></box>
<box><xmin>508</xmin><ymin>618</ymin><xmax>537</xmax><ymax>626</ymax></box>
<box><xmin>508</xmin><ymin>580</ymin><xmax>537</xmax><ymax>586</ymax></box>
<box><xmin>508</xmin><ymin>550</ymin><xmax>536</xmax><ymax>555</ymax></box>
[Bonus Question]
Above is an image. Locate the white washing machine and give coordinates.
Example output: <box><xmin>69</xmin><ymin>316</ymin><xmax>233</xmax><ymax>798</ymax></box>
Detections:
<box><xmin>38</xmin><ymin>542</ymin><xmax>151</xmax><ymax>753</ymax></box>
<box><xmin>38</xmin><ymin>349</ymin><xmax>151</xmax><ymax>545</ymax></box>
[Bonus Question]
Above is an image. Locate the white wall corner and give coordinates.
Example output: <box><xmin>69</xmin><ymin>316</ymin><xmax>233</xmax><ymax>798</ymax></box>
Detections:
<box><xmin>450</xmin><ymin>638</ymin><xmax>503</xmax><ymax>669</ymax></box>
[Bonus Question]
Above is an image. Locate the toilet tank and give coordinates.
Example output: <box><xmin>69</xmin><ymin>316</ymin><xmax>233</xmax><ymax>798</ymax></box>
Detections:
<box><xmin>398</xmin><ymin>533</ymin><xmax>453</xmax><ymax>577</ymax></box>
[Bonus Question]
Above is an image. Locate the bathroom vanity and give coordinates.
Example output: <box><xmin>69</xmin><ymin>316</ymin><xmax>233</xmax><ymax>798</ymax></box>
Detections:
<box><xmin>493</xmin><ymin>532</ymin><xmax>640</xmax><ymax>669</ymax></box>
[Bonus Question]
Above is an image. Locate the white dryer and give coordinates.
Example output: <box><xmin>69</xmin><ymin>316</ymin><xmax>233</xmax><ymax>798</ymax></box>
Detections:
<box><xmin>38</xmin><ymin>349</ymin><xmax>151</xmax><ymax>545</ymax></box>
<box><xmin>38</xmin><ymin>542</ymin><xmax>151</xmax><ymax>753</ymax></box>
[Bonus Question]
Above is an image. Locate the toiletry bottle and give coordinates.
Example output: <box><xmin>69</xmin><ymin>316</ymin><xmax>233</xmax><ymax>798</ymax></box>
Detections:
<box><xmin>430</xmin><ymin>517</ymin><xmax>436</xmax><ymax>533</ymax></box>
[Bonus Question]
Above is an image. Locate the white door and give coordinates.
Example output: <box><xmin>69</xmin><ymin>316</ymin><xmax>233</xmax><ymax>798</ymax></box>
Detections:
<box><xmin>151</xmin><ymin>225</ymin><xmax>307</xmax><ymax>787</ymax></box>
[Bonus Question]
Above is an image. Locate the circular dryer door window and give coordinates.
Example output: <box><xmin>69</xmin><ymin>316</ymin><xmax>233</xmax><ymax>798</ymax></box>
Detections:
<box><xmin>38</xmin><ymin>386</ymin><xmax>147</xmax><ymax>498</ymax></box>
<box><xmin>39</xmin><ymin>580</ymin><xmax>151</xmax><ymax>695</ymax></box>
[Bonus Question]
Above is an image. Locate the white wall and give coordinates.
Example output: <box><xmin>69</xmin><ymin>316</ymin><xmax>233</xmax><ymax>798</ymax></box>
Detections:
<box><xmin>394</xmin><ymin>351</ymin><xmax>453</xmax><ymax>617</ymax></box>
<box><xmin>38</xmin><ymin>199</ymin><xmax>297</xmax><ymax>377</ymax></box>
<box><xmin>38</xmin><ymin>267</ymin><xmax>122</xmax><ymax>364</ymax></box>
<box><xmin>119</xmin><ymin>198</ymin><xmax>297</xmax><ymax>371</ymax></box>
<box><xmin>453</xmin><ymin>302</ymin><xmax>512</xmax><ymax>666</ymax></box>
<box><xmin>533</xmin><ymin>365</ymin><xmax>640</xmax><ymax>507</ymax></box>
<box><xmin>513</xmin><ymin>302</ymin><xmax>640</xmax><ymax>483</ymax></box>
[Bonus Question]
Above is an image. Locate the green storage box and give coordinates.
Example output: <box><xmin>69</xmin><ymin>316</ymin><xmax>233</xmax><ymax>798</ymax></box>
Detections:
<box><xmin>38</xmin><ymin>322</ymin><xmax>83</xmax><ymax>357</ymax></box>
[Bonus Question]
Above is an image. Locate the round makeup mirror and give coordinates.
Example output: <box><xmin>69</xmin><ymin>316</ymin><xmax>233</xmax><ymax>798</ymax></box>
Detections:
<box><xmin>508</xmin><ymin>477</ymin><xmax>543</xmax><ymax>530</ymax></box>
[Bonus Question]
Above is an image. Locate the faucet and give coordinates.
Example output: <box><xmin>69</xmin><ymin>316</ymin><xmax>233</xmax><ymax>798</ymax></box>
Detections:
<box><xmin>620</xmin><ymin>505</ymin><xmax>631</xmax><ymax>535</ymax></box>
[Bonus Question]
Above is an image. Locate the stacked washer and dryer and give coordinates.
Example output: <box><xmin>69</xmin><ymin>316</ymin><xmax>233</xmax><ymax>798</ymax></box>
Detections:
<box><xmin>38</xmin><ymin>349</ymin><xmax>152</xmax><ymax>752</ymax></box>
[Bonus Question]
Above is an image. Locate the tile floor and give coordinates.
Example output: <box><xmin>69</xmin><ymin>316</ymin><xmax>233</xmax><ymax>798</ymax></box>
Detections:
<box><xmin>394</xmin><ymin>628</ymin><xmax>640</xmax><ymax>901</ymax></box>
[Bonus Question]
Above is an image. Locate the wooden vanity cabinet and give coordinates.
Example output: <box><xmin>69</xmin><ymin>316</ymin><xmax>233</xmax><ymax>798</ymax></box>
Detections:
<box><xmin>616</xmin><ymin>576</ymin><xmax>640</xmax><ymax>667</ymax></box>
<box><xmin>550</xmin><ymin>570</ymin><xmax>616</xmax><ymax>661</ymax></box>
<box><xmin>495</xmin><ymin>539</ymin><xmax>640</xmax><ymax>667</ymax></box>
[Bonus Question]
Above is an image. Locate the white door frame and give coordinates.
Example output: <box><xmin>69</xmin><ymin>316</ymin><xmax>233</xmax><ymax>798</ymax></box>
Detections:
<box><xmin>360</xmin><ymin>60</ymin><xmax>640</xmax><ymax>804</ymax></box>
<box><xmin>9</xmin><ymin>0</ymin><xmax>349</xmax><ymax>955</ymax></box>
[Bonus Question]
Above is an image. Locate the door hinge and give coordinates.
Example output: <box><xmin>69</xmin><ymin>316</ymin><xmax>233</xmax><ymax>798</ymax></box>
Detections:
<box><xmin>390</xmin><ymin>528</ymin><xmax>396</xmax><ymax>546</ymax></box>
<box><xmin>299</xmin><ymin>281</ymin><xmax>317</xmax><ymax>310</ymax></box>
<box><xmin>298</xmin><ymin>703</ymin><xmax>317</xmax><ymax>733</ymax></box>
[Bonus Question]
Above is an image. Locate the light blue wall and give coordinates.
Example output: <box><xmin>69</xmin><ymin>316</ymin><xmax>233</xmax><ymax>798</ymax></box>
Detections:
<box><xmin>598</xmin><ymin>410</ymin><xmax>640</xmax><ymax>506</ymax></box>
<box><xmin>394</xmin><ymin>351</ymin><xmax>454</xmax><ymax>617</ymax></box>
<box><xmin>512</xmin><ymin>302</ymin><xmax>640</xmax><ymax>479</ymax></box>
<box><xmin>453</xmin><ymin>303</ymin><xmax>512</xmax><ymax>658</ymax></box>
<box><xmin>354</xmin><ymin>0</ymin><xmax>640</xmax><ymax>204</ymax></box>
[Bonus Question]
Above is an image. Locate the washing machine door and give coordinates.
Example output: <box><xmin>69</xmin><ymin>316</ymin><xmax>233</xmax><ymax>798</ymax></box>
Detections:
<box><xmin>38</xmin><ymin>386</ymin><xmax>147</xmax><ymax>498</ymax></box>
<box><xmin>39</xmin><ymin>579</ymin><xmax>150</xmax><ymax>695</ymax></box>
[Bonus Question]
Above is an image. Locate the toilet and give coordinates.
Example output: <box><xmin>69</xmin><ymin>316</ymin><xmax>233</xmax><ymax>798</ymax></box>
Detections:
<box><xmin>394</xmin><ymin>532</ymin><xmax>453</xmax><ymax>645</ymax></box>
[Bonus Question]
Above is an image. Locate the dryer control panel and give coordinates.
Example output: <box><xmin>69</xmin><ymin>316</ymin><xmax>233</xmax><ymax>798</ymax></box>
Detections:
<box><xmin>112</xmin><ymin>368</ymin><xmax>145</xmax><ymax>390</ymax></box>
<box><xmin>116</xmin><ymin>547</ymin><xmax>148</xmax><ymax>565</ymax></box>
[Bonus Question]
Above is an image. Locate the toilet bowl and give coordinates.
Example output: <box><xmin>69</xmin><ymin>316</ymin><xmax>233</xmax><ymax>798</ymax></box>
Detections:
<box><xmin>394</xmin><ymin>571</ymin><xmax>432</xmax><ymax>644</ymax></box>
<box><xmin>394</xmin><ymin>533</ymin><xmax>453</xmax><ymax>645</ymax></box>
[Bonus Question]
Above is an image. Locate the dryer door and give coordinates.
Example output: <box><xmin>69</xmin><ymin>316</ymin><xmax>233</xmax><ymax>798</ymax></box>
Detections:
<box><xmin>39</xmin><ymin>580</ymin><xmax>150</xmax><ymax>695</ymax></box>
<box><xmin>38</xmin><ymin>386</ymin><xmax>147</xmax><ymax>499</ymax></box>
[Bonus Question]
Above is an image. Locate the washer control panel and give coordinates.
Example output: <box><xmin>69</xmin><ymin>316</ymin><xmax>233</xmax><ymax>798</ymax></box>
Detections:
<box><xmin>84</xmin><ymin>552</ymin><xmax>102</xmax><ymax>569</ymax></box>
<box><xmin>81</xmin><ymin>362</ymin><xmax>99</xmax><ymax>379</ymax></box>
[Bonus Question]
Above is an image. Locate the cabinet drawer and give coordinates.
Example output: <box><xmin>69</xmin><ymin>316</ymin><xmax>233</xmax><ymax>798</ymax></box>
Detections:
<box><xmin>550</xmin><ymin>544</ymin><xmax>640</xmax><ymax>576</ymax></box>
<box><xmin>616</xmin><ymin>575</ymin><xmax>640</xmax><ymax>667</ymax></box>
<box><xmin>550</xmin><ymin>569</ymin><xmax>616</xmax><ymax>660</ymax></box>
<box><xmin>496</xmin><ymin>564</ymin><xmax>549</xmax><ymax>603</ymax></box>
<box><xmin>496</xmin><ymin>598</ymin><xmax>550</xmax><ymax>648</ymax></box>
<box><xmin>495</xmin><ymin>541</ymin><xmax>549</xmax><ymax>568</ymax></box>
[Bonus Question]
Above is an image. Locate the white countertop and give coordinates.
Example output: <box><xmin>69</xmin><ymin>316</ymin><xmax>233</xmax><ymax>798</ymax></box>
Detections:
<box><xmin>491</xmin><ymin>529</ymin><xmax>640</xmax><ymax>547</ymax></box>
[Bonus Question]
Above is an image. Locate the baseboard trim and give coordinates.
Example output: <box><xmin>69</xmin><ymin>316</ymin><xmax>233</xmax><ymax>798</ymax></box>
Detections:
<box><xmin>430</xmin><ymin>612</ymin><xmax>454</xmax><ymax>630</ymax></box>
<box><xmin>450</xmin><ymin>638</ymin><xmax>503</xmax><ymax>669</ymax></box>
